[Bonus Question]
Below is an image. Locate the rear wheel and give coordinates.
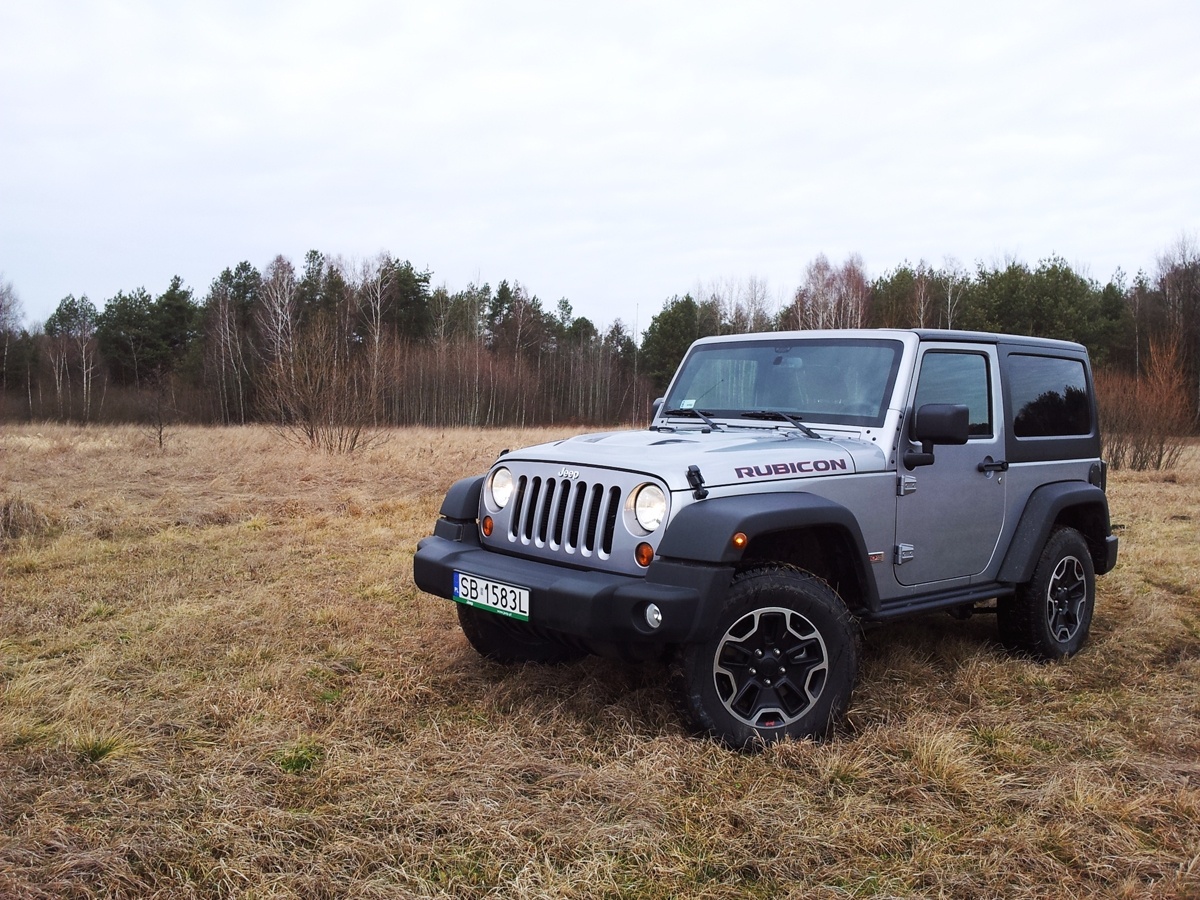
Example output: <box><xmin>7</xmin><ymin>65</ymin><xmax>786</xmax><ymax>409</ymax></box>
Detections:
<box><xmin>999</xmin><ymin>527</ymin><xmax>1095</xmax><ymax>661</ymax></box>
<box><xmin>674</xmin><ymin>567</ymin><xmax>859</xmax><ymax>749</ymax></box>
<box><xmin>457</xmin><ymin>604</ymin><xmax>586</xmax><ymax>665</ymax></box>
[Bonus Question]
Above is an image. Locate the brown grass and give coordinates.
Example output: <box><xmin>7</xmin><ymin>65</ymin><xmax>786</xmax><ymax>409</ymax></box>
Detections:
<box><xmin>2</xmin><ymin>424</ymin><xmax>1198</xmax><ymax>899</ymax></box>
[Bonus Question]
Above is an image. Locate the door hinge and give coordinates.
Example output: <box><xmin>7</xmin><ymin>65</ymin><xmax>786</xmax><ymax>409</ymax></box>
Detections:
<box><xmin>897</xmin><ymin>474</ymin><xmax>918</xmax><ymax>496</ymax></box>
<box><xmin>895</xmin><ymin>543</ymin><xmax>915</xmax><ymax>565</ymax></box>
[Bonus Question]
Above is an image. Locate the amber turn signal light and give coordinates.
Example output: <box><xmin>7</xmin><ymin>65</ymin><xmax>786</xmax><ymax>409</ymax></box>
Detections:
<box><xmin>481</xmin><ymin>516</ymin><xmax>494</xmax><ymax>537</ymax></box>
<box><xmin>634</xmin><ymin>542</ymin><xmax>654</xmax><ymax>568</ymax></box>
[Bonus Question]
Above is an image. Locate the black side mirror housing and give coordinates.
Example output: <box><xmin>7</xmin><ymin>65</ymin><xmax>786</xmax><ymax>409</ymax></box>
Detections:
<box><xmin>905</xmin><ymin>403</ymin><xmax>970</xmax><ymax>469</ymax></box>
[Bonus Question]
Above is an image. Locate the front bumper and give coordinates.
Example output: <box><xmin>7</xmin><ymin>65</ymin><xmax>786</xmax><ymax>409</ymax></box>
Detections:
<box><xmin>413</xmin><ymin>520</ymin><xmax>732</xmax><ymax>645</ymax></box>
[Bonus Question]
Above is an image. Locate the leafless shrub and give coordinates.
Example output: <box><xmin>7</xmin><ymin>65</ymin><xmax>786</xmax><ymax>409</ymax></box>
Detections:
<box><xmin>260</xmin><ymin>312</ymin><xmax>384</xmax><ymax>454</ymax></box>
<box><xmin>1096</xmin><ymin>338</ymin><xmax>1191</xmax><ymax>470</ymax></box>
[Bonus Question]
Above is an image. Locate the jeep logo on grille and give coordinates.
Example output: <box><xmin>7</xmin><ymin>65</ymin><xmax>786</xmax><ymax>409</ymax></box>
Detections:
<box><xmin>558</xmin><ymin>467</ymin><xmax>580</xmax><ymax>480</ymax></box>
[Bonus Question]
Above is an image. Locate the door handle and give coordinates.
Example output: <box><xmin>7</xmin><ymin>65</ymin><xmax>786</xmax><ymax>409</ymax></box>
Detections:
<box><xmin>977</xmin><ymin>456</ymin><xmax>1009</xmax><ymax>473</ymax></box>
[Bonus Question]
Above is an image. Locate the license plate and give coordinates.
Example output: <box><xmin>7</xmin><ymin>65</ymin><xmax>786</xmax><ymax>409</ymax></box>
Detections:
<box><xmin>453</xmin><ymin>571</ymin><xmax>530</xmax><ymax>621</ymax></box>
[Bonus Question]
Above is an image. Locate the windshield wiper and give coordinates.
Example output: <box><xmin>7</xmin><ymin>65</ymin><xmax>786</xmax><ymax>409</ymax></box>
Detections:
<box><xmin>740</xmin><ymin>410</ymin><xmax>821</xmax><ymax>439</ymax></box>
<box><xmin>661</xmin><ymin>408</ymin><xmax>723</xmax><ymax>431</ymax></box>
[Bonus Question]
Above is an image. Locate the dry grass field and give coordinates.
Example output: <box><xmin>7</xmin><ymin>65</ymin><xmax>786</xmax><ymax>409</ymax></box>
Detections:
<box><xmin>1</xmin><ymin>423</ymin><xmax>1198</xmax><ymax>899</ymax></box>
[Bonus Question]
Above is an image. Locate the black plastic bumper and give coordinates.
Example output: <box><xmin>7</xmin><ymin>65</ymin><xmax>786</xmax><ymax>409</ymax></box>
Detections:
<box><xmin>413</xmin><ymin>522</ymin><xmax>733</xmax><ymax>645</ymax></box>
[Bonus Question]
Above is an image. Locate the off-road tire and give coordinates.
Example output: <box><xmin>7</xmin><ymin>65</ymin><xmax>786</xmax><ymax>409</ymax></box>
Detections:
<box><xmin>999</xmin><ymin>526</ymin><xmax>1095</xmax><ymax>661</ymax></box>
<box><xmin>457</xmin><ymin>604</ymin><xmax>586</xmax><ymax>665</ymax></box>
<box><xmin>674</xmin><ymin>566</ymin><xmax>859</xmax><ymax>749</ymax></box>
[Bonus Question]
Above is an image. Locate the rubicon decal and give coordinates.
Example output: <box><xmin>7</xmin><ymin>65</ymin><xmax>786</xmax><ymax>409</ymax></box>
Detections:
<box><xmin>735</xmin><ymin>459</ymin><xmax>849</xmax><ymax>479</ymax></box>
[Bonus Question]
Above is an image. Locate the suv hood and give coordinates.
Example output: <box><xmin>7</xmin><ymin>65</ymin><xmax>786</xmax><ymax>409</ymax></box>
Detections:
<box><xmin>502</xmin><ymin>428</ymin><xmax>888</xmax><ymax>492</ymax></box>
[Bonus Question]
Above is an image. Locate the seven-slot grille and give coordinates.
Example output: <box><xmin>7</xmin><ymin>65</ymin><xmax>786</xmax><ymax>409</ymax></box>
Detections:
<box><xmin>508</xmin><ymin>474</ymin><xmax>622</xmax><ymax>559</ymax></box>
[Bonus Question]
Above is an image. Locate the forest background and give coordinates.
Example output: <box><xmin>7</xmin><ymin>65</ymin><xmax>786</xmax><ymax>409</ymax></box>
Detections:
<box><xmin>1</xmin><ymin>237</ymin><xmax>1198</xmax><ymax>452</ymax></box>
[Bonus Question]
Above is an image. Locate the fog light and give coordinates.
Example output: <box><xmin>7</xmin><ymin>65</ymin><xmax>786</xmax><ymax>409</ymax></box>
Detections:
<box><xmin>482</xmin><ymin>516</ymin><xmax>494</xmax><ymax>537</ymax></box>
<box><xmin>634</xmin><ymin>542</ymin><xmax>654</xmax><ymax>567</ymax></box>
<box><xmin>645</xmin><ymin>603</ymin><xmax>663</xmax><ymax>629</ymax></box>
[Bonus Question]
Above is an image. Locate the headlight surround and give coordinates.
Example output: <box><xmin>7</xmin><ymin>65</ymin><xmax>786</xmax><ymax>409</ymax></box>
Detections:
<box><xmin>488</xmin><ymin>467</ymin><xmax>514</xmax><ymax>509</ymax></box>
<box><xmin>632</xmin><ymin>484</ymin><xmax>667</xmax><ymax>533</ymax></box>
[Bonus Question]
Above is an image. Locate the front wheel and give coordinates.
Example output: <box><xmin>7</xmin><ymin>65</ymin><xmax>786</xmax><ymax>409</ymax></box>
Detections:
<box><xmin>674</xmin><ymin>567</ymin><xmax>859</xmax><ymax>749</ymax></box>
<box><xmin>999</xmin><ymin>527</ymin><xmax>1095</xmax><ymax>661</ymax></box>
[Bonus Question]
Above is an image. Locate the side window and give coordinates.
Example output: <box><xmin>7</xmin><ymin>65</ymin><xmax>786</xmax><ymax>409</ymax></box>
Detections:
<box><xmin>914</xmin><ymin>351</ymin><xmax>993</xmax><ymax>437</ymax></box>
<box><xmin>1010</xmin><ymin>355</ymin><xmax>1091</xmax><ymax>437</ymax></box>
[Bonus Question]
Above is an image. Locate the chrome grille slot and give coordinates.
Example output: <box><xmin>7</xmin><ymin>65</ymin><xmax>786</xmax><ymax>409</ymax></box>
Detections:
<box><xmin>551</xmin><ymin>483</ymin><xmax>571</xmax><ymax>547</ymax></box>
<box><xmin>567</xmin><ymin>483</ymin><xmax>587</xmax><ymax>551</ymax></box>
<box><xmin>509</xmin><ymin>475</ymin><xmax>529</xmax><ymax>539</ymax></box>
<box><xmin>583</xmin><ymin>483</ymin><xmax>603</xmax><ymax>552</ymax></box>
<box><xmin>602</xmin><ymin>485</ymin><xmax>620</xmax><ymax>555</ymax></box>
<box><xmin>522</xmin><ymin>476</ymin><xmax>543</xmax><ymax>541</ymax></box>
<box><xmin>536</xmin><ymin>477</ymin><xmax>556</xmax><ymax>544</ymax></box>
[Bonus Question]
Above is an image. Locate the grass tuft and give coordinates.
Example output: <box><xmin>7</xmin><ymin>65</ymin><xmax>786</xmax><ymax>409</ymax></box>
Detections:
<box><xmin>1</xmin><ymin>495</ymin><xmax>52</xmax><ymax>541</ymax></box>
<box><xmin>273</xmin><ymin>736</ymin><xmax>324</xmax><ymax>774</ymax></box>
<box><xmin>72</xmin><ymin>731</ymin><xmax>128</xmax><ymax>764</ymax></box>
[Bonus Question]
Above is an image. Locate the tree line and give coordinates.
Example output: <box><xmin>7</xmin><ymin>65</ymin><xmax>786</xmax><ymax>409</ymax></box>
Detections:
<box><xmin>640</xmin><ymin>243</ymin><xmax>1200</xmax><ymax>416</ymax></box>
<box><xmin>0</xmin><ymin>252</ymin><xmax>644</xmax><ymax>433</ymax></box>
<box><xmin>2</xmin><ymin>237</ymin><xmax>1198</xmax><ymax>436</ymax></box>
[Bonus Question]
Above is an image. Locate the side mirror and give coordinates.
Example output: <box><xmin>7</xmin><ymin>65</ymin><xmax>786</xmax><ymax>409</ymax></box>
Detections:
<box><xmin>904</xmin><ymin>403</ymin><xmax>969</xmax><ymax>469</ymax></box>
<box><xmin>651</xmin><ymin>397</ymin><xmax>664</xmax><ymax>420</ymax></box>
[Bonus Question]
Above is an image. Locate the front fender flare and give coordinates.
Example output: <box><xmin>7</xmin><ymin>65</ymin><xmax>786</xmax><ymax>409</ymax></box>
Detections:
<box><xmin>656</xmin><ymin>492</ymin><xmax>877</xmax><ymax>610</ymax></box>
<box><xmin>439</xmin><ymin>475</ymin><xmax>484</xmax><ymax>520</ymax></box>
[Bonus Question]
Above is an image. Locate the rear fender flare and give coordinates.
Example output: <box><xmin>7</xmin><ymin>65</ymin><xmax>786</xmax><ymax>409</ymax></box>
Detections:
<box><xmin>998</xmin><ymin>481</ymin><xmax>1113</xmax><ymax>583</ymax></box>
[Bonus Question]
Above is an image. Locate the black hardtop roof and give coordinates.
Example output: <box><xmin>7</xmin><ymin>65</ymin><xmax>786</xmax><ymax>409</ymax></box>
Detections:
<box><xmin>689</xmin><ymin>328</ymin><xmax>1089</xmax><ymax>356</ymax></box>
<box><xmin>912</xmin><ymin>329</ymin><xmax>1088</xmax><ymax>354</ymax></box>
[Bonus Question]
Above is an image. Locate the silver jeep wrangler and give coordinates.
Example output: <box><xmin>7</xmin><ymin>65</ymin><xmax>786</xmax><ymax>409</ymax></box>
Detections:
<box><xmin>414</xmin><ymin>329</ymin><xmax>1119</xmax><ymax>748</ymax></box>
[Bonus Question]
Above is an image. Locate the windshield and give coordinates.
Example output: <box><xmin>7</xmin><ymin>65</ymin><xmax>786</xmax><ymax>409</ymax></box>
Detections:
<box><xmin>661</xmin><ymin>337</ymin><xmax>904</xmax><ymax>428</ymax></box>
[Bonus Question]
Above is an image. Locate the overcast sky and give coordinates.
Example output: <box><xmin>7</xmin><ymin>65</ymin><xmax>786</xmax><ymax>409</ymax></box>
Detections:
<box><xmin>2</xmin><ymin>1</ymin><xmax>1198</xmax><ymax>333</ymax></box>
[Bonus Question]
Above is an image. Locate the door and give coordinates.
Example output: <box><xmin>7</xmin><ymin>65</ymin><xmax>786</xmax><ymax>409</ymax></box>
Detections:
<box><xmin>894</xmin><ymin>346</ymin><xmax>1007</xmax><ymax>586</ymax></box>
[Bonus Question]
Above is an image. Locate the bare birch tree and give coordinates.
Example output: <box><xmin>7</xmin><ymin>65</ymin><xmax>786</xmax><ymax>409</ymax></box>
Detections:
<box><xmin>354</xmin><ymin>252</ymin><xmax>395</xmax><ymax>422</ymax></box>
<box><xmin>1155</xmin><ymin>233</ymin><xmax>1200</xmax><ymax>418</ymax></box>
<box><xmin>44</xmin><ymin>294</ymin><xmax>98</xmax><ymax>421</ymax></box>
<box><xmin>0</xmin><ymin>275</ymin><xmax>23</xmax><ymax>393</ymax></box>
<box><xmin>741</xmin><ymin>275</ymin><xmax>777</xmax><ymax>332</ymax></box>
<box><xmin>205</xmin><ymin>280</ymin><xmax>250</xmax><ymax>424</ymax></box>
<box><xmin>257</xmin><ymin>256</ymin><xmax>299</xmax><ymax>424</ymax></box>
<box><xmin>913</xmin><ymin>260</ymin><xmax>933</xmax><ymax>328</ymax></box>
<box><xmin>258</xmin><ymin>256</ymin><xmax>298</xmax><ymax>372</ymax></box>
<box><xmin>788</xmin><ymin>254</ymin><xmax>870</xmax><ymax>330</ymax></box>
<box><xmin>942</xmin><ymin>257</ymin><xmax>967</xmax><ymax>329</ymax></box>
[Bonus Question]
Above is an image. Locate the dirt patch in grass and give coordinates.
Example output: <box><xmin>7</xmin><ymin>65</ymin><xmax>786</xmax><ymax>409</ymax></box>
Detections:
<box><xmin>1</xmin><ymin>425</ymin><xmax>1197</xmax><ymax>898</ymax></box>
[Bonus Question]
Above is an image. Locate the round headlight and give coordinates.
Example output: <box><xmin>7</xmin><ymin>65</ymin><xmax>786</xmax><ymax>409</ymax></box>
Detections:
<box><xmin>489</xmin><ymin>467</ymin><xmax>514</xmax><ymax>509</ymax></box>
<box><xmin>633</xmin><ymin>484</ymin><xmax>667</xmax><ymax>532</ymax></box>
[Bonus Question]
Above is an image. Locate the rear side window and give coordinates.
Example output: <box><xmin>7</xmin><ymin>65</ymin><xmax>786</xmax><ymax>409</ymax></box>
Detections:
<box><xmin>1009</xmin><ymin>355</ymin><xmax>1091</xmax><ymax>437</ymax></box>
